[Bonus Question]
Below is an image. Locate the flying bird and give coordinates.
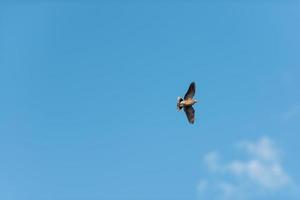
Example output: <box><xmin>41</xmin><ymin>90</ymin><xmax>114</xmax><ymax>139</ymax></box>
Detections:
<box><xmin>177</xmin><ymin>82</ymin><xmax>197</xmax><ymax>124</ymax></box>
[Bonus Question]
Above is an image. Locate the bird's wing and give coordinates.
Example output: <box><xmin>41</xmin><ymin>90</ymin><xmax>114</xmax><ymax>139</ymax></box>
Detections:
<box><xmin>184</xmin><ymin>106</ymin><xmax>195</xmax><ymax>124</ymax></box>
<box><xmin>184</xmin><ymin>82</ymin><xmax>196</xmax><ymax>100</ymax></box>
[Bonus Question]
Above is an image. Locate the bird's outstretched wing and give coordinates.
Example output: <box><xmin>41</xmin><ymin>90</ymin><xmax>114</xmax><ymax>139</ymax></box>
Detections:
<box><xmin>184</xmin><ymin>82</ymin><xmax>196</xmax><ymax>100</ymax></box>
<box><xmin>184</xmin><ymin>106</ymin><xmax>195</xmax><ymax>124</ymax></box>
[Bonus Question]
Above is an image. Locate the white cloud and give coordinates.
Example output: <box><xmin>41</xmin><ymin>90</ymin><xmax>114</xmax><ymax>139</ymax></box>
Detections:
<box><xmin>198</xmin><ymin>137</ymin><xmax>295</xmax><ymax>199</ymax></box>
<box><xmin>204</xmin><ymin>151</ymin><xmax>220</xmax><ymax>171</ymax></box>
<box><xmin>218</xmin><ymin>182</ymin><xmax>238</xmax><ymax>199</ymax></box>
<box><xmin>228</xmin><ymin>137</ymin><xmax>290</xmax><ymax>189</ymax></box>
<box><xmin>239</xmin><ymin>137</ymin><xmax>279</xmax><ymax>162</ymax></box>
<box><xmin>228</xmin><ymin>159</ymin><xmax>290</xmax><ymax>189</ymax></box>
<box><xmin>197</xmin><ymin>179</ymin><xmax>208</xmax><ymax>192</ymax></box>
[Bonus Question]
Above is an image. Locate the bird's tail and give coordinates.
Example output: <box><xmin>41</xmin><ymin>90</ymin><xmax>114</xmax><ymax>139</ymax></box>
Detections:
<box><xmin>177</xmin><ymin>97</ymin><xmax>183</xmax><ymax>111</ymax></box>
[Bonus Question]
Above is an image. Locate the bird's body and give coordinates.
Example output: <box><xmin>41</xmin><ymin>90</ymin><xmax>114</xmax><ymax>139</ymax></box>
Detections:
<box><xmin>178</xmin><ymin>98</ymin><xmax>197</xmax><ymax>108</ymax></box>
<box><xmin>177</xmin><ymin>82</ymin><xmax>197</xmax><ymax>124</ymax></box>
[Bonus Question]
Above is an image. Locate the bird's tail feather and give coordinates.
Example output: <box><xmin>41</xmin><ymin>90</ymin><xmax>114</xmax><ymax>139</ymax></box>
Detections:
<box><xmin>177</xmin><ymin>97</ymin><xmax>183</xmax><ymax>111</ymax></box>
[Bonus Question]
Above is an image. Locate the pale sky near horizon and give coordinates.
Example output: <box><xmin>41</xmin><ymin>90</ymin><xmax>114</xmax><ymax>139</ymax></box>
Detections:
<box><xmin>1</xmin><ymin>1</ymin><xmax>300</xmax><ymax>200</ymax></box>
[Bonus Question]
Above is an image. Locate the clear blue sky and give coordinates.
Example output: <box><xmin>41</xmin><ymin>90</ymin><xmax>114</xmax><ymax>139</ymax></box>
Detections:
<box><xmin>1</xmin><ymin>1</ymin><xmax>300</xmax><ymax>200</ymax></box>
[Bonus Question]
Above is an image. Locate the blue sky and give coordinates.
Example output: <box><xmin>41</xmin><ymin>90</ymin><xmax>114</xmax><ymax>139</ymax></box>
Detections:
<box><xmin>1</xmin><ymin>1</ymin><xmax>300</xmax><ymax>200</ymax></box>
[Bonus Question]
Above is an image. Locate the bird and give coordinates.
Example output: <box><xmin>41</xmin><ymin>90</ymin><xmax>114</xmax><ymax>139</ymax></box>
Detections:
<box><xmin>177</xmin><ymin>82</ymin><xmax>197</xmax><ymax>124</ymax></box>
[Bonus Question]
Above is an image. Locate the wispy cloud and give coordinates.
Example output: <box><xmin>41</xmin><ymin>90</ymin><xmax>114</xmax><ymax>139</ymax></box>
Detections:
<box><xmin>283</xmin><ymin>105</ymin><xmax>300</xmax><ymax>121</ymax></box>
<box><xmin>198</xmin><ymin>137</ymin><xmax>297</xmax><ymax>199</ymax></box>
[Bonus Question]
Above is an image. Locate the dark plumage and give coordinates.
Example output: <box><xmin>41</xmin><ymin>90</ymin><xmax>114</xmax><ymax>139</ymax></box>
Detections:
<box><xmin>184</xmin><ymin>82</ymin><xmax>196</xmax><ymax>100</ymax></box>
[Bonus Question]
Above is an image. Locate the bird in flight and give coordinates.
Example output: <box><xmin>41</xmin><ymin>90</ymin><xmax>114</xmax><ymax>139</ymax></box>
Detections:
<box><xmin>177</xmin><ymin>82</ymin><xmax>197</xmax><ymax>124</ymax></box>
